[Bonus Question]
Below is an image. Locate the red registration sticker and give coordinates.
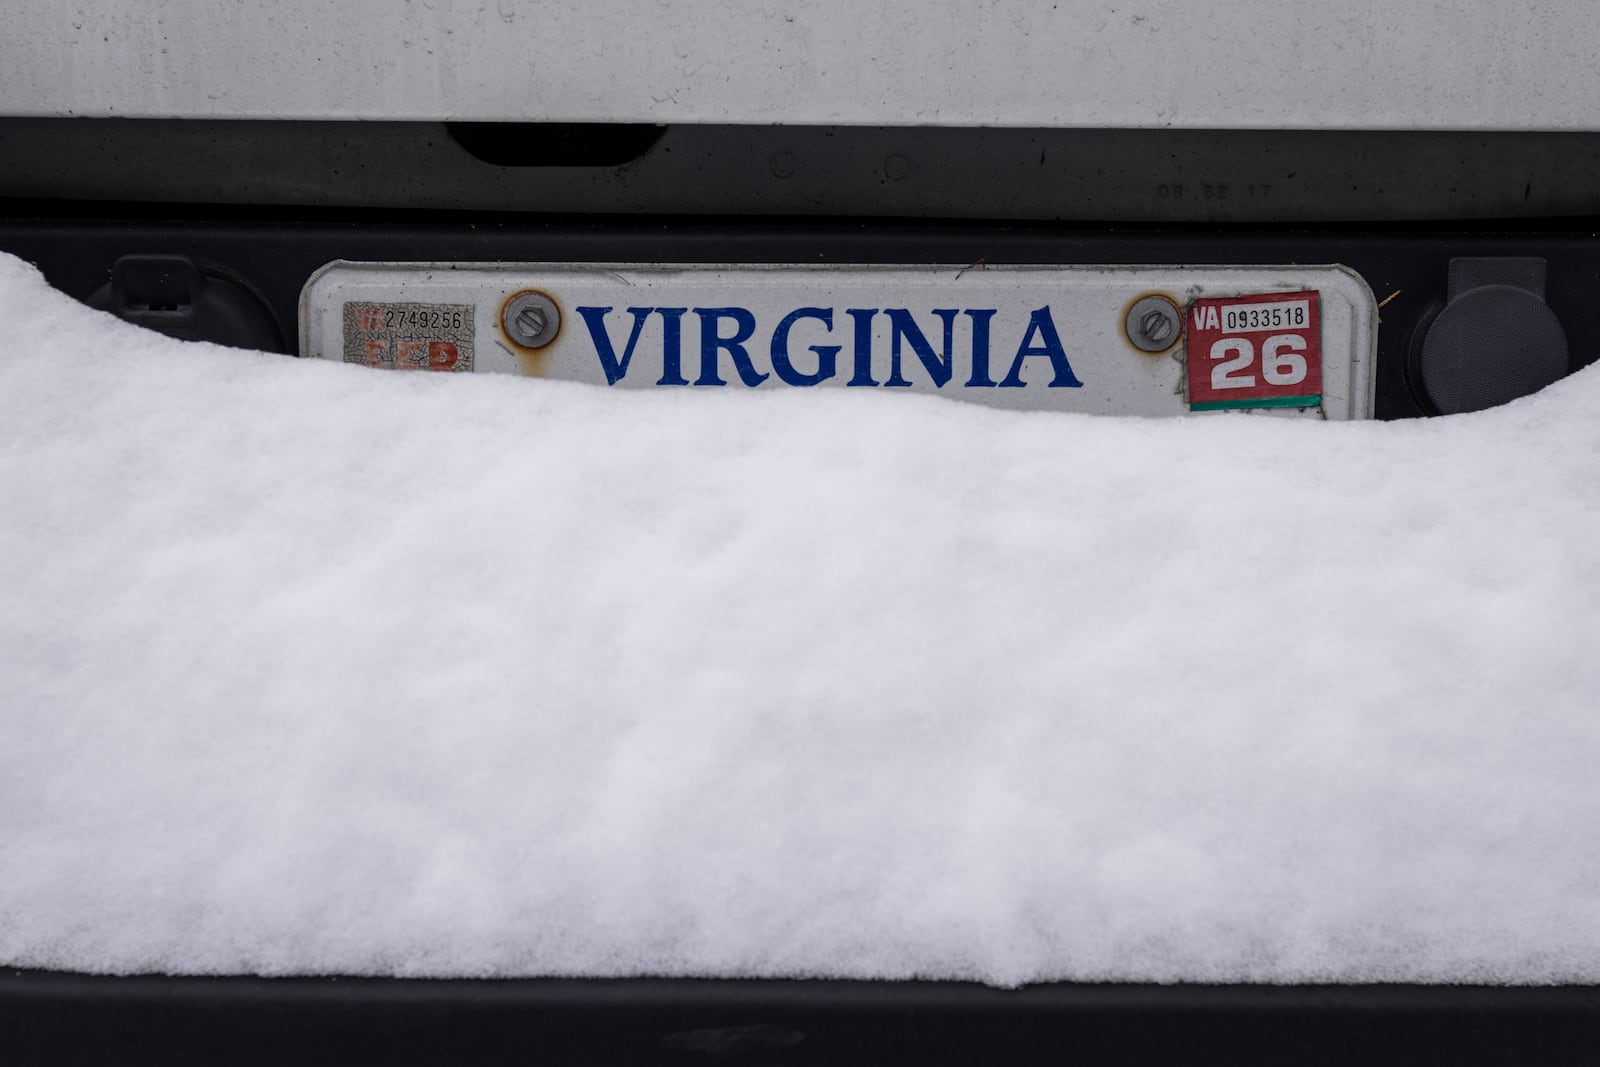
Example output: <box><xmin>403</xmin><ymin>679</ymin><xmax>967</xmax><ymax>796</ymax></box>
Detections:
<box><xmin>1186</xmin><ymin>290</ymin><xmax>1322</xmax><ymax>411</ymax></box>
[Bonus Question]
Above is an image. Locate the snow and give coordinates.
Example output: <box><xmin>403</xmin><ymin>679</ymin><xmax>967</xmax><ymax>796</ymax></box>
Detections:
<box><xmin>1</xmin><ymin>250</ymin><xmax>1598</xmax><ymax>985</ymax></box>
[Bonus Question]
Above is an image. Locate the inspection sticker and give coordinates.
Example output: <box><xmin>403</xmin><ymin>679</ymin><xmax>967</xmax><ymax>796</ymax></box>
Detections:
<box><xmin>1186</xmin><ymin>290</ymin><xmax>1322</xmax><ymax>411</ymax></box>
<box><xmin>341</xmin><ymin>301</ymin><xmax>475</xmax><ymax>372</ymax></box>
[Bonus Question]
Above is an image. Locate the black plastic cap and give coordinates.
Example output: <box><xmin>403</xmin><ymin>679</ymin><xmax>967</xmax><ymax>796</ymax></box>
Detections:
<box><xmin>1416</xmin><ymin>258</ymin><xmax>1569</xmax><ymax>415</ymax></box>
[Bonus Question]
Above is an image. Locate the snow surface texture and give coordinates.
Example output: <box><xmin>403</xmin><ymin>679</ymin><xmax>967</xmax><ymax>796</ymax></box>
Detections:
<box><xmin>1</xmin><ymin>251</ymin><xmax>1599</xmax><ymax>985</ymax></box>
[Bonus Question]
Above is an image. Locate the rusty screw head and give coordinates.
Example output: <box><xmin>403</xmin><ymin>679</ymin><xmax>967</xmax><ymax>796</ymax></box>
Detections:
<box><xmin>502</xmin><ymin>290</ymin><xmax>560</xmax><ymax>349</ymax></box>
<box><xmin>1125</xmin><ymin>294</ymin><xmax>1181</xmax><ymax>353</ymax></box>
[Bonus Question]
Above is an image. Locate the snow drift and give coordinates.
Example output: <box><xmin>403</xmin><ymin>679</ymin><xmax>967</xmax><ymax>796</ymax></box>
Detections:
<box><xmin>1</xmin><ymin>252</ymin><xmax>1597</xmax><ymax>984</ymax></box>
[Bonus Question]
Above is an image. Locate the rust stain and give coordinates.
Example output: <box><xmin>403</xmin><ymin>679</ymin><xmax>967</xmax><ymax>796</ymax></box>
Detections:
<box><xmin>1120</xmin><ymin>291</ymin><xmax>1183</xmax><ymax>355</ymax></box>
<box><xmin>499</xmin><ymin>288</ymin><xmax>563</xmax><ymax>376</ymax></box>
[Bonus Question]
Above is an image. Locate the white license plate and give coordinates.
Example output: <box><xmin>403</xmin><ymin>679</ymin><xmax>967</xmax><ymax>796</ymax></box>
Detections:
<box><xmin>299</xmin><ymin>263</ymin><xmax>1377</xmax><ymax>418</ymax></box>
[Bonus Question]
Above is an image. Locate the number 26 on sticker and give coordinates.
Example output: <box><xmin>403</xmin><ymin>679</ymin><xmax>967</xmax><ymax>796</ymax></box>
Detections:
<box><xmin>1186</xmin><ymin>290</ymin><xmax>1323</xmax><ymax>411</ymax></box>
<box><xmin>1209</xmin><ymin>334</ymin><xmax>1308</xmax><ymax>389</ymax></box>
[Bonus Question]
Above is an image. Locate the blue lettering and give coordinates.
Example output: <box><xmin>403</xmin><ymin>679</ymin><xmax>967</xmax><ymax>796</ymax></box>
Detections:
<box><xmin>963</xmin><ymin>309</ymin><xmax>998</xmax><ymax>387</ymax></box>
<box><xmin>999</xmin><ymin>307</ymin><xmax>1083</xmax><ymax>388</ymax></box>
<box><xmin>693</xmin><ymin>307</ymin><xmax>768</xmax><ymax>387</ymax></box>
<box><xmin>584</xmin><ymin>303</ymin><xmax>1074</xmax><ymax>392</ymax></box>
<box><xmin>884</xmin><ymin>309</ymin><xmax>958</xmax><ymax>388</ymax></box>
<box><xmin>577</xmin><ymin>306</ymin><xmax>653</xmax><ymax>385</ymax></box>
<box><xmin>657</xmin><ymin>308</ymin><xmax>689</xmax><ymax>385</ymax></box>
<box><xmin>846</xmin><ymin>308</ymin><xmax>879</xmax><ymax>386</ymax></box>
<box><xmin>770</xmin><ymin>308</ymin><xmax>840</xmax><ymax>386</ymax></box>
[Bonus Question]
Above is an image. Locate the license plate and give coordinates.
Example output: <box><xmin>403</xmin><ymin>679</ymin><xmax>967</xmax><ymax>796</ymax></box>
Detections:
<box><xmin>299</xmin><ymin>263</ymin><xmax>1377</xmax><ymax>418</ymax></box>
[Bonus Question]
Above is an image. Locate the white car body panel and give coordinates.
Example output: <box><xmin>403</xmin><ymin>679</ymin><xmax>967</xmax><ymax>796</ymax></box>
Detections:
<box><xmin>1</xmin><ymin>0</ymin><xmax>1596</xmax><ymax>130</ymax></box>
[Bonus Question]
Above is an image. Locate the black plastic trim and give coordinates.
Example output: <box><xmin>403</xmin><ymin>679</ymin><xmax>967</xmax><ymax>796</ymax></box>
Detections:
<box><xmin>4</xmin><ymin>209</ymin><xmax>1599</xmax><ymax>419</ymax></box>
<box><xmin>5</xmin><ymin>968</ymin><xmax>1599</xmax><ymax>1067</ymax></box>
<box><xmin>7</xmin><ymin>120</ymin><xmax>1600</xmax><ymax>223</ymax></box>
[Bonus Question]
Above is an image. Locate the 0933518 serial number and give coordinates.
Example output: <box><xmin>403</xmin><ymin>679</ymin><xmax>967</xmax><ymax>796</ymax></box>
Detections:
<box><xmin>1221</xmin><ymin>300</ymin><xmax>1309</xmax><ymax>333</ymax></box>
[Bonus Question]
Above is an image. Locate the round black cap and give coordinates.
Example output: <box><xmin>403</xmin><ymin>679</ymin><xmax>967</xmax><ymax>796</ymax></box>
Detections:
<box><xmin>1418</xmin><ymin>284</ymin><xmax>1568</xmax><ymax>415</ymax></box>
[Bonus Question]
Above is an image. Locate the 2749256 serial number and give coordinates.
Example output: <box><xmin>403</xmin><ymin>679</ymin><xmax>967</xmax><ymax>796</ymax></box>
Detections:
<box><xmin>380</xmin><ymin>307</ymin><xmax>465</xmax><ymax>331</ymax></box>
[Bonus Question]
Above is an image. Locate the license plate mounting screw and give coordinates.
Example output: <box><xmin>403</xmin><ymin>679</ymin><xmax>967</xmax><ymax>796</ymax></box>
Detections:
<box><xmin>1124</xmin><ymin>294</ymin><xmax>1182</xmax><ymax>353</ymax></box>
<box><xmin>502</xmin><ymin>290</ymin><xmax>561</xmax><ymax>349</ymax></box>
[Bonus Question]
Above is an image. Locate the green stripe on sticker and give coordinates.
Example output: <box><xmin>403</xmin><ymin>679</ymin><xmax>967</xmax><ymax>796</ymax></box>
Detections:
<box><xmin>1189</xmin><ymin>394</ymin><xmax>1323</xmax><ymax>412</ymax></box>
